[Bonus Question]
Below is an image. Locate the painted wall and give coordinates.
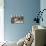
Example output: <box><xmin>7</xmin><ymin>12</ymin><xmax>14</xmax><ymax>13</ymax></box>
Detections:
<box><xmin>40</xmin><ymin>0</ymin><xmax>46</xmax><ymax>44</ymax></box>
<box><xmin>4</xmin><ymin>0</ymin><xmax>40</xmax><ymax>42</ymax></box>
<box><xmin>40</xmin><ymin>0</ymin><xmax>46</xmax><ymax>27</ymax></box>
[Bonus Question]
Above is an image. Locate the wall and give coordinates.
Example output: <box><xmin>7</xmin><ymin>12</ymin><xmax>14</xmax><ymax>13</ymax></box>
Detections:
<box><xmin>40</xmin><ymin>0</ymin><xmax>46</xmax><ymax>45</ymax></box>
<box><xmin>0</xmin><ymin>0</ymin><xmax>4</xmax><ymax>42</ymax></box>
<box><xmin>40</xmin><ymin>0</ymin><xmax>46</xmax><ymax>27</ymax></box>
<box><xmin>4</xmin><ymin>0</ymin><xmax>40</xmax><ymax>42</ymax></box>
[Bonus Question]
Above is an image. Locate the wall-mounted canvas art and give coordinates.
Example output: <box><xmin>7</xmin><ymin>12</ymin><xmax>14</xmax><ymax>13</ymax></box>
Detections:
<box><xmin>11</xmin><ymin>16</ymin><xmax>24</xmax><ymax>24</ymax></box>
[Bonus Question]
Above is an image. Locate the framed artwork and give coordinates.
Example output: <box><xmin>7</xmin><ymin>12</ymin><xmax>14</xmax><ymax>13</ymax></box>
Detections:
<box><xmin>11</xmin><ymin>16</ymin><xmax>24</xmax><ymax>24</ymax></box>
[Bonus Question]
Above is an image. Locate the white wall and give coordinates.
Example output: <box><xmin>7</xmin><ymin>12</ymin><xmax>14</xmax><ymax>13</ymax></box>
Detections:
<box><xmin>0</xmin><ymin>0</ymin><xmax>4</xmax><ymax>42</ymax></box>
